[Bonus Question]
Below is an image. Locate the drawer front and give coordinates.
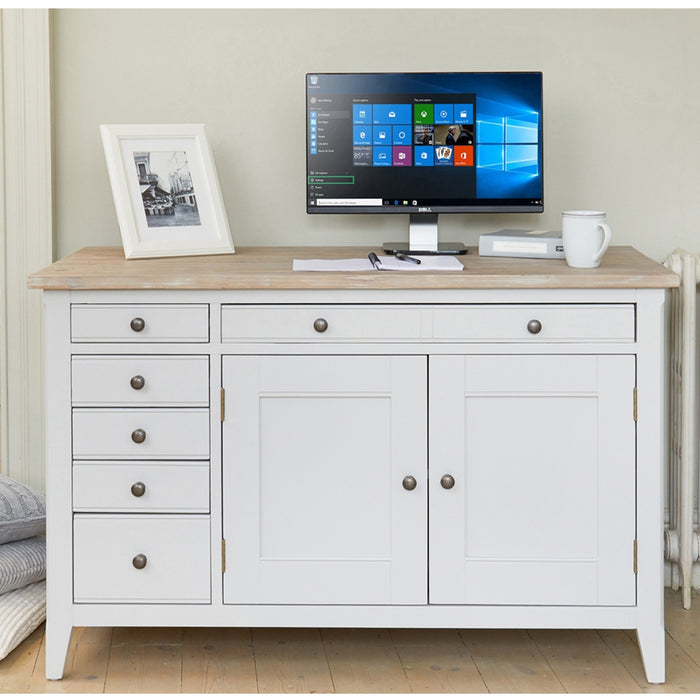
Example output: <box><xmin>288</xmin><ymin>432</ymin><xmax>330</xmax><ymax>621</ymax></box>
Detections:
<box><xmin>221</xmin><ymin>304</ymin><xmax>426</xmax><ymax>341</ymax></box>
<box><xmin>73</xmin><ymin>515</ymin><xmax>210</xmax><ymax>603</ymax></box>
<box><xmin>71</xmin><ymin>304</ymin><xmax>209</xmax><ymax>342</ymax></box>
<box><xmin>432</xmin><ymin>304</ymin><xmax>635</xmax><ymax>342</ymax></box>
<box><xmin>221</xmin><ymin>303</ymin><xmax>635</xmax><ymax>343</ymax></box>
<box><xmin>72</xmin><ymin>355</ymin><xmax>209</xmax><ymax>407</ymax></box>
<box><xmin>73</xmin><ymin>461</ymin><xmax>210</xmax><ymax>513</ymax></box>
<box><xmin>72</xmin><ymin>408</ymin><xmax>209</xmax><ymax>459</ymax></box>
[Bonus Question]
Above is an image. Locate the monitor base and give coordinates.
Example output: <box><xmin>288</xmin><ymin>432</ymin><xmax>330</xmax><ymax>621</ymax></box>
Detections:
<box><xmin>383</xmin><ymin>241</ymin><xmax>468</xmax><ymax>256</ymax></box>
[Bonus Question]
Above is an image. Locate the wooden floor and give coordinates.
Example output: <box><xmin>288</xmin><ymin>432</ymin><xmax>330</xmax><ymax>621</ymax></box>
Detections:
<box><xmin>2</xmin><ymin>589</ymin><xmax>700</xmax><ymax>693</ymax></box>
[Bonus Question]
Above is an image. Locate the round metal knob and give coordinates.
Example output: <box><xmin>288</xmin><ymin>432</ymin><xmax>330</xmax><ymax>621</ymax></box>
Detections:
<box><xmin>131</xmin><ymin>428</ymin><xmax>146</xmax><ymax>444</ymax></box>
<box><xmin>130</xmin><ymin>375</ymin><xmax>145</xmax><ymax>390</ymax></box>
<box><xmin>402</xmin><ymin>475</ymin><xmax>417</xmax><ymax>491</ymax></box>
<box><xmin>130</xmin><ymin>481</ymin><xmax>146</xmax><ymax>497</ymax></box>
<box><xmin>527</xmin><ymin>319</ymin><xmax>542</xmax><ymax>335</ymax></box>
<box><xmin>440</xmin><ymin>474</ymin><xmax>455</xmax><ymax>490</ymax></box>
<box><xmin>130</xmin><ymin>317</ymin><xmax>146</xmax><ymax>332</ymax></box>
<box><xmin>313</xmin><ymin>318</ymin><xmax>328</xmax><ymax>333</ymax></box>
<box><xmin>132</xmin><ymin>554</ymin><xmax>147</xmax><ymax>570</ymax></box>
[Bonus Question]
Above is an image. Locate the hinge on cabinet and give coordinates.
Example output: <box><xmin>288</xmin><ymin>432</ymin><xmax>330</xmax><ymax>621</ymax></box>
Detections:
<box><xmin>221</xmin><ymin>387</ymin><xmax>225</xmax><ymax>422</ymax></box>
<box><xmin>222</xmin><ymin>538</ymin><xmax>226</xmax><ymax>574</ymax></box>
<box><xmin>633</xmin><ymin>387</ymin><xmax>638</xmax><ymax>422</ymax></box>
<box><xmin>633</xmin><ymin>539</ymin><xmax>638</xmax><ymax>574</ymax></box>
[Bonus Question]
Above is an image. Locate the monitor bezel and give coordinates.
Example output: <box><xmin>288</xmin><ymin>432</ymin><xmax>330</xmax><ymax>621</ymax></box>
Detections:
<box><xmin>305</xmin><ymin>71</ymin><xmax>544</xmax><ymax>216</ymax></box>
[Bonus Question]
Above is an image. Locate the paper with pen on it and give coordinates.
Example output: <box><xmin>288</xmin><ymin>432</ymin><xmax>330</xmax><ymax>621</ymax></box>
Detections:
<box><xmin>292</xmin><ymin>256</ymin><xmax>464</xmax><ymax>272</ymax></box>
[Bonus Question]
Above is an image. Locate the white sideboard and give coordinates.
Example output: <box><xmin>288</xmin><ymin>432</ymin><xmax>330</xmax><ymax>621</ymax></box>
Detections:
<box><xmin>28</xmin><ymin>246</ymin><xmax>679</xmax><ymax>682</ymax></box>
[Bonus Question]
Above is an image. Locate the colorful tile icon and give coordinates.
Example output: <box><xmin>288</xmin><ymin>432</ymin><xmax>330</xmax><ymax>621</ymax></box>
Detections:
<box><xmin>353</xmin><ymin>104</ymin><xmax>372</xmax><ymax>124</ymax></box>
<box><xmin>353</xmin><ymin>125</ymin><xmax>372</xmax><ymax>146</ymax></box>
<box><xmin>373</xmin><ymin>104</ymin><xmax>412</xmax><ymax>124</ymax></box>
<box><xmin>434</xmin><ymin>145</ymin><xmax>454</xmax><ymax>165</ymax></box>
<box><xmin>454</xmin><ymin>103</ymin><xmax>474</xmax><ymax>125</ymax></box>
<box><xmin>434</xmin><ymin>104</ymin><xmax>454</xmax><ymax>124</ymax></box>
<box><xmin>414</xmin><ymin>104</ymin><xmax>434</xmax><ymax>125</ymax></box>
<box><xmin>454</xmin><ymin>146</ymin><xmax>474</xmax><ymax>166</ymax></box>
<box><xmin>414</xmin><ymin>125</ymin><xmax>435</xmax><ymax>145</ymax></box>
<box><xmin>352</xmin><ymin>146</ymin><xmax>372</xmax><ymax>167</ymax></box>
<box><xmin>414</xmin><ymin>146</ymin><xmax>434</xmax><ymax>166</ymax></box>
<box><xmin>392</xmin><ymin>125</ymin><xmax>411</xmax><ymax>146</ymax></box>
<box><xmin>392</xmin><ymin>146</ymin><xmax>412</xmax><ymax>166</ymax></box>
<box><xmin>372</xmin><ymin>146</ymin><xmax>392</xmax><ymax>166</ymax></box>
<box><xmin>373</xmin><ymin>125</ymin><xmax>392</xmax><ymax>145</ymax></box>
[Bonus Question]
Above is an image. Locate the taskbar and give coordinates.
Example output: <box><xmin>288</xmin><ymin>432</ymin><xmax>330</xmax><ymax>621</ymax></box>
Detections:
<box><xmin>308</xmin><ymin>197</ymin><xmax>543</xmax><ymax>212</ymax></box>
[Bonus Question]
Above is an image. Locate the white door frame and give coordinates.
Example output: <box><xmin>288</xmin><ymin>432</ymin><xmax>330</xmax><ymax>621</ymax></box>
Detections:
<box><xmin>0</xmin><ymin>9</ymin><xmax>52</xmax><ymax>489</ymax></box>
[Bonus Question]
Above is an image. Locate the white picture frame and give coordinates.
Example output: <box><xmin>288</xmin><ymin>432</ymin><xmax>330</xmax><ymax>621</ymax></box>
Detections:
<box><xmin>100</xmin><ymin>124</ymin><xmax>234</xmax><ymax>259</ymax></box>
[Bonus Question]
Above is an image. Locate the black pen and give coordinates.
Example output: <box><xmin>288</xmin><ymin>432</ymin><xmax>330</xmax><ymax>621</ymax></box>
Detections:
<box><xmin>368</xmin><ymin>252</ymin><xmax>382</xmax><ymax>270</ymax></box>
<box><xmin>395</xmin><ymin>252</ymin><xmax>421</xmax><ymax>265</ymax></box>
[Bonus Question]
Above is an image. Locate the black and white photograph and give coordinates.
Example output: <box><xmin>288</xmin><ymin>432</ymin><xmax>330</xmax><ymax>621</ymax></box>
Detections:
<box><xmin>101</xmin><ymin>123</ymin><xmax>234</xmax><ymax>258</ymax></box>
<box><xmin>134</xmin><ymin>150</ymin><xmax>201</xmax><ymax>228</ymax></box>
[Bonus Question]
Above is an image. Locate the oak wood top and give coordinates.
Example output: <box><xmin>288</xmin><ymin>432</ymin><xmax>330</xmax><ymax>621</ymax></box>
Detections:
<box><xmin>27</xmin><ymin>245</ymin><xmax>679</xmax><ymax>290</ymax></box>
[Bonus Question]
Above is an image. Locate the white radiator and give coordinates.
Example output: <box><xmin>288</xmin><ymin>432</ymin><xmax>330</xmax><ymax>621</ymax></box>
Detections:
<box><xmin>664</xmin><ymin>249</ymin><xmax>700</xmax><ymax>609</ymax></box>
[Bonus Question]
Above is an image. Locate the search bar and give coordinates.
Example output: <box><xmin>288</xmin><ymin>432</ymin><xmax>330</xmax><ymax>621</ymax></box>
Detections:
<box><xmin>315</xmin><ymin>199</ymin><xmax>383</xmax><ymax>207</ymax></box>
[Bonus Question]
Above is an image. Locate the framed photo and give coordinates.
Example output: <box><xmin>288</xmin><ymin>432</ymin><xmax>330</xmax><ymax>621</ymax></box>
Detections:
<box><xmin>100</xmin><ymin>124</ymin><xmax>234</xmax><ymax>259</ymax></box>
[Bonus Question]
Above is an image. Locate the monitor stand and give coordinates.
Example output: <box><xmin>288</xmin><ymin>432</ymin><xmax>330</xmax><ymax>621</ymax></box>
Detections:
<box><xmin>383</xmin><ymin>213</ymin><xmax>467</xmax><ymax>256</ymax></box>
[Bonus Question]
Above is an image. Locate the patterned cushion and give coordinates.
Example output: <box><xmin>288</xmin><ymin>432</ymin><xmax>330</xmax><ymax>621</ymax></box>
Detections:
<box><xmin>0</xmin><ymin>536</ymin><xmax>46</xmax><ymax>595</ymax></box>
<box><xmin>0</xmin><ymin>475</ymin><xmax>45</xmax><ymax>545</ymax></box>
<box><xmin>0</xmin><ymin>580</ymin><xmax>46</xmax><ymax>660</ymax></box>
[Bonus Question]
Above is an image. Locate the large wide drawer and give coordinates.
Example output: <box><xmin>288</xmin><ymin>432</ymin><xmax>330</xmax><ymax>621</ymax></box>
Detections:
<box><xmin>221</xmin><ymin>304</ymin><xmax>635</xmax><ymax>343</ymax></box>
<box><xmin>72</xmin><ymin>408</ymin><xmax>209</xmax><ymax>459</ymax></box>
<box><xmin>72</xmin><ymin>355</ymin><xmax>209</xmax><ymax>407</ymax></box>
<box><xmin>73</xmin><ymin>515</ymin><xmax>210</xmax><ymax>603</ymax></box>
<box><xmin>71</xmin><ymin>304</ymin><xmax>209</xmax><ymax>342</ymax></box>
<box><xmin>72</xmin><ymin>461</ymin><xmax>210</xmax><ymax>513</ymax></box>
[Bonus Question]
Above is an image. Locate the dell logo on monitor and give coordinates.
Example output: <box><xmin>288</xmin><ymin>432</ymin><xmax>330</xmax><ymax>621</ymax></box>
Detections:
<box><xmin>418</xmin><ymin>206</ymin><xmax>433</xmax><ymax>213</ymax></box>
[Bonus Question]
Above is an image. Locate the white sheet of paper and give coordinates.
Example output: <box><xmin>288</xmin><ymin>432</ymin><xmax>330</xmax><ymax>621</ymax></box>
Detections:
<box><xmin>292</xmin><ymin>256</ymin><xmax>464</xmax><ymax>272</ymax></box>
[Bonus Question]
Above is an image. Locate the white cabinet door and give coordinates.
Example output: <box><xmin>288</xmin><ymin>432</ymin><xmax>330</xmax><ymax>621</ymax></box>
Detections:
<box><xmin>222</xmin><ymin>355</ymin><xmax>427</xmax><ymax>605</ymax></box>
<box><xmin>429</xmin><ymin>354</ymin><xmax>636</xmax><ymax>606</ymax></box>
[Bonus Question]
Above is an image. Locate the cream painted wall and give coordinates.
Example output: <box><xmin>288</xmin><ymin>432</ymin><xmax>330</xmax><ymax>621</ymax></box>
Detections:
<box><xmin>52</xmin><ymin>8</ymin><xmax>700</xmax><ymax>262</ymax></box>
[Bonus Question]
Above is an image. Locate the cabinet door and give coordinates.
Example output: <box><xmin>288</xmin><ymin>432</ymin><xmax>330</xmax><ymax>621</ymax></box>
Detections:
<box><xmin>222</xmin><ymin>355</ymin><xmax>427</xmax><ymax>605</ymax></box>
<box><xmin>429</xmin><ymin>354</ymin><xmax>636</xmax><ymax>606</ymax></box>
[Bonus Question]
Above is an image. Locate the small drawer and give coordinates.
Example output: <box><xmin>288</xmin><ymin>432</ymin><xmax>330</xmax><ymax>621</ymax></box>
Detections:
<box><xmin>432</xmin><ymin>304</ymin><xmax>635</xmax><ymax>342</ymax></box>
<box><xmin>72</xmin><ymin>355</ymin><xmax>209</xmax><ymax>407</ymax></box>
<box><xmin>73</xmin><ymin>514</ymin><xmax>210</xmax><ymax>603</ymax></box>
<box><xmin>221</xmin><ymin>304</ymin><xmax>426</xmax><ymax>342</ymax></box>
<box><xmin>71</xmin><ymin>304</ymin><xmax>209</xmax><ymax>342</ymax></box>
<box><xmin>72</xmin><ymin>408</ymin><xmax>209</xmax><ymax>460</ymax></box>
<box><xmin>73</xmin><ymin>461</ymin><xmax>210</xmax><ymax>513</ymax></box>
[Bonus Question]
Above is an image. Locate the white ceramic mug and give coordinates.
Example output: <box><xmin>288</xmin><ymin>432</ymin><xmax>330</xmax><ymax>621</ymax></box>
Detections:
<box><xmin>561</xmin><ymin>211</ymin><xmax>612</xmax><ymax>268</ymax></box>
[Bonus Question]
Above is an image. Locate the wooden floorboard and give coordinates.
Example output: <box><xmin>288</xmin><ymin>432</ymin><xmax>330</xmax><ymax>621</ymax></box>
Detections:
<box><xmin>0</xmin><ymin>624</ymin><xmax>43</xmax><ymax>693</ymax></box>
<box><xmin>461</xmin><ymin>628</ymin><xmax>565</xmax><ymax>693</ymax></box>
<box><xmin>3</xmin><ymin>588</ymin><xmax>700</xmax><ymax>692</ymax></box>
<box><xmin>391</xmin><ymin>628</ymin><xmax>488</xmax><ymax>693</ymax></box>
<box><xmin>321</xmin><ymin>628</ymin><xmax>412</xmax><ymax>693</ymax></box>
<box><xmin>253</xmin><ymin>628</ymin><xmax>334</xmax><ymax>694</ymax></box>
<box><xmin>29</xmin><ymin>626</ymin><xmax>112</xmax><ymax>694</ymax></box>
<box><xmin>529</xmin><ymin>628</ymin><xmax>641</xmax><ymax>693</ymax></box>
<box><xmin>181</xmin><ymin>627</ymin><xmax>257</xmax><ymax>693</ymax></box>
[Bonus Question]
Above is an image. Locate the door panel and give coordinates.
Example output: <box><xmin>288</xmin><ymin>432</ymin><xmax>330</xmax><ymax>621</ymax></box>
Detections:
<box><xmin>222</xmin><ymin>355</ymin><xmax>427</xmax><ymax>605</ymax></box>
<box><xmin>429</xmin><ymin>354</ymin><xmax>636</xmax><ymax>606</ymax></box>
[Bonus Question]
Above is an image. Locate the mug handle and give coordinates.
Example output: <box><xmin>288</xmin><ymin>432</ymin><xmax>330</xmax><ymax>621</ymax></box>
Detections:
<box><xmin>593</xmin><ymin>223</ymin><xmax>612</xmax><ymax>263</ymax></box>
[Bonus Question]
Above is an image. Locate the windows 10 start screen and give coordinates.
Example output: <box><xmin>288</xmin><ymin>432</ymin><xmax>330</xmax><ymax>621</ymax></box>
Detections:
<box><xmin>306</xmin><ymin>72</ymin><xmax>543</xmax><ymax>214</ymax></box>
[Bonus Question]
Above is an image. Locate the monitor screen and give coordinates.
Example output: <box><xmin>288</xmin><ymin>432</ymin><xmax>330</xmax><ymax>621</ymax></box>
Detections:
<box><xmin>306</xmin><ymin>72</ymin><xmax>543</xmax><ymax>216</ymax></box>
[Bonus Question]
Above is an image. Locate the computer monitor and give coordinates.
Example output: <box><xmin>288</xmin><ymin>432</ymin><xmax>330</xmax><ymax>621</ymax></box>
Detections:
<box><xmin>306</xmin><ymin>72</ymin><xmax>543</xmax><ymax>254</ymax></box>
